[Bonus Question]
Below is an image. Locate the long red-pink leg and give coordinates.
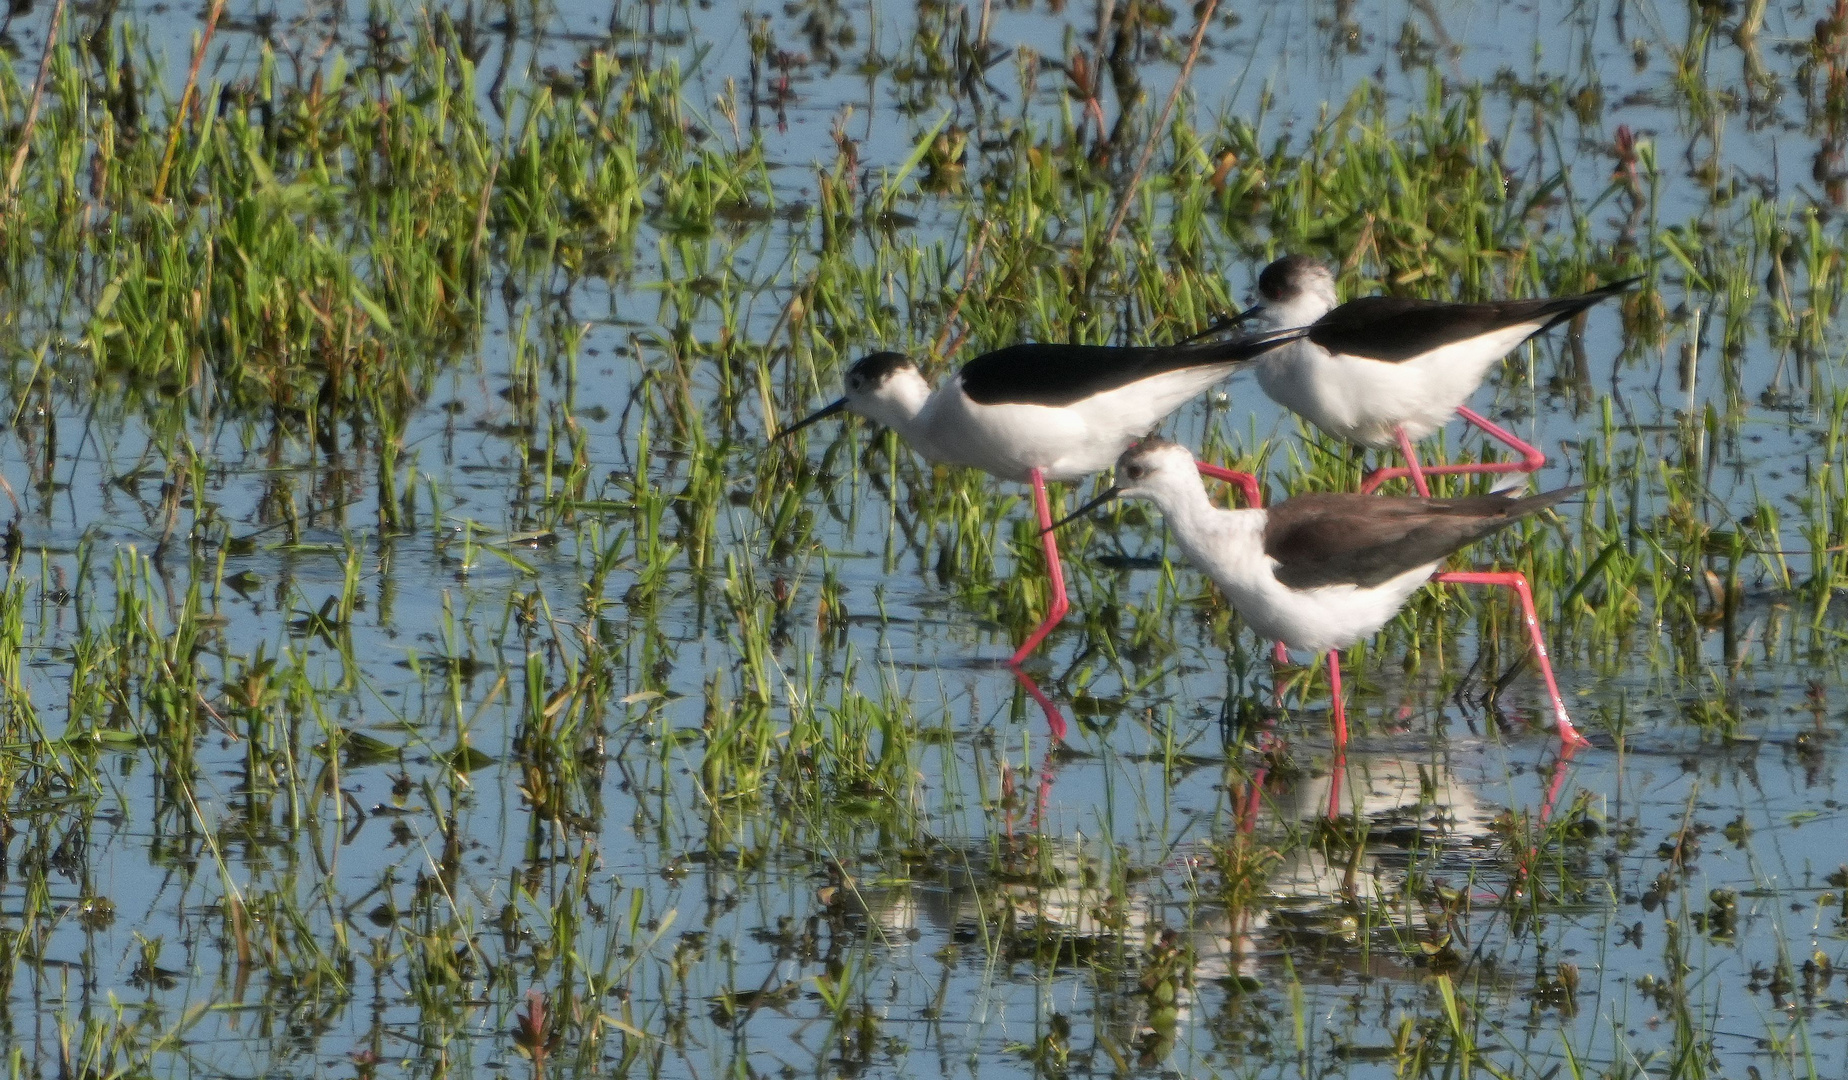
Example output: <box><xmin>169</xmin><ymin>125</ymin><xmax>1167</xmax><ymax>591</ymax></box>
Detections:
<box><xmin>1234</xmin><ymin>711</ymin><xmax>1289</xmax><ymax>834</ymax></box>
<box><xmin>1010</xmin><ymin>663</ymin><xmax>1067</xmax><ymax>827</ymax></box>
<box><xmin>1365</xmin><ymin>407</ymin><xmax>1548</xmax><ymax>491</ymax></box>
<box><xmin>1195</xmin><ymin>462</ymin><xmax>1262</xmax><ymax>509</ymax></box>
<box><xmin>1034</xmin><ymin>756</ymin><xmax>1057</xmax><ymax>829</ymax></box>
<box><xmin>1010</xmin><ymin>467</ymin><xmax>1070</xmax><ymax>666</ymax></box>
<box><xmin>1536</xmin><ymin>741</ymin><xmax>1580</xmax><ymax>824</ymax></box>
<box><xmin>1327</xmin><ymin>650</ymin><xmax>1349</xmax><ymax>748</ymax></box>
<box><xmin>1362</xmin><ymin>425</ymin><xmax>1433</xmax><ymax>496</ymax></box>
<box><xmin>1434</xmin><ymin>571</ymin><xmax>1589</xmax><ymax>749</ymax></box>
<box><xmin>1453</xmin><ymin>406</ymin><xmax>1547</xmax><ymax>475</ymax></box>
<box><xmin>1323</xmin><ymin>654</ymin><xmax>1349</xmax><ymax>816</ymax></box>
<box><xmin>1506</xmin><ymin>737</ymin><xmax>1583</xmax><ymax>890</ymax></box>
<box><xmin>1234</xmin><ymin>646</ymin><xmax>1292</xmax><ymax>835</ymax></box>
<box><xmin>1236</xmin><ymin>770</ymin><xmax>1265</xmax><ymax>834</ymax></box>
<box><xmin>1011</xmin><ymin>666</ymin><xmax>1069</xmax><ymax>743</ymax></box>
<box><xmin>1326</xmin><ymin>750</ymin><xmax>1347</xmax><ymax>821</ymax></box>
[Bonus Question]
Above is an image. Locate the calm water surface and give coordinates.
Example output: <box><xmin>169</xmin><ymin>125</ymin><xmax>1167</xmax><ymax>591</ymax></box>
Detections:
<box><xmin>1</xmin><ymin>1</ymin><xmax>1845</xmax><ymax>1078</ymax></box>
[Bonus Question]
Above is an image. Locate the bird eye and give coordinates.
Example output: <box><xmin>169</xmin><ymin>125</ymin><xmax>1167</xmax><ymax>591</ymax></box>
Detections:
<box><xmin>1125</xmin><ymin>464</ymin><xmax>1146</xmax><ymax>481</ymax></box>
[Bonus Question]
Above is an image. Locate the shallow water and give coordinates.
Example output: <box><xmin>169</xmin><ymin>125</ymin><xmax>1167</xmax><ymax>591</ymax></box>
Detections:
<box><xmin>1</xmin><ymin>0</ymin><xmax>1846</xmax><ymax>1078</ymax></box>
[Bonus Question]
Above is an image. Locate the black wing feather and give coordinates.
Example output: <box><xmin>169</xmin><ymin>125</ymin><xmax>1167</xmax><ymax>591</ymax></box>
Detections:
<box><xmin>958</xmin><ymin>326</ymin><xmax>1306</xmax><ymax>407</ymax></box>
<box><xmin>1263</xmin><ymin>487</ymin><xmax>1579</xmax><ymax>590</ymax></box>
<box><xmin>1307</xmin><ymin>278</ymin><xmax>1637</xmax><ymax>363</ymax></box>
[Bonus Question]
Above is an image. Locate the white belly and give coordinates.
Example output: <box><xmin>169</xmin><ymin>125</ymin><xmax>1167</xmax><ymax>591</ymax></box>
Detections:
<box><xmin>1177</xmin><ymin>517</ymin><xmax>1437</xmax><ymax>651</ymax></box>
<box><xmin>1255</xmin><ymin>327</ymin><xmax>1538</xmax><ymax>449</ymax></box>
<box><xmin>913</xmin><ymin>391</ymin><xmax>1095</xmax><ymax>481</ymax></box>
<box><xmin>920</xmin><ymin>367</ymin><xmax>1238</xmax><ymax>481</ymax></box>
<box><xmin>1230</xmin><ymin>565</ymin><xmax>1435</xmax><ymax>652</ymax></box>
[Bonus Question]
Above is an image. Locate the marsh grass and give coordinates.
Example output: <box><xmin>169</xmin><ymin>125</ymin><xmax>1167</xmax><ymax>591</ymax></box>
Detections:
<box><xmin>0</xmin><ymin>1</ymin><xmax>1845</xmax><ymax>1079</ymax></box>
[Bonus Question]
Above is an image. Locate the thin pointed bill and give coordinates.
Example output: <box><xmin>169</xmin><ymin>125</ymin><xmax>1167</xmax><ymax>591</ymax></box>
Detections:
<box><xmin>1043</xmin><ymin>486</ymin><xmax>1122</xmax><ymax>534</ymax></box>
<box><xmin>1173</xmin><ymin>305</ymin><xmax>1261</xmax><ymax>346</ymax></box>
<box><xmin>773</xmin><ymin>398</ymin><xmax>848</xmax><ymax>440</ymax></box>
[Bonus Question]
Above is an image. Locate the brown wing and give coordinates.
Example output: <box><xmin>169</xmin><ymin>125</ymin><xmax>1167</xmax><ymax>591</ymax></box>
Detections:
<box><xmin>1262</xmin><ymin>488</ymin><xmax>1579</xmax><ymax>590</ymax></box>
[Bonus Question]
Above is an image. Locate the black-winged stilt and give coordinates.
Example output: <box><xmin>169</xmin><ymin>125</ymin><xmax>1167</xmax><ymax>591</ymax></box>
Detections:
<box><xmin>1049</xmin><ymin>438</ymin><xmax>1588</xmax><ymax>749</ymax></box>
<box><xmin>1204</xmin><ymin>256</ymin><xmax>1634</xmax><ymax>496</ymax></box>
<box><xmin>774</xmin><ymin>331</ymin><xmax>1306</xmax><ymax>667</ymax></box>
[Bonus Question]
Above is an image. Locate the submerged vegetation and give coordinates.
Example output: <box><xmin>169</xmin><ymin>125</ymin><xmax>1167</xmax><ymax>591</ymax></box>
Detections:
<box><xmin>0</xmin><ymin>0</ymin><xmax>1844</xmax><ymax>1078</ymax></box>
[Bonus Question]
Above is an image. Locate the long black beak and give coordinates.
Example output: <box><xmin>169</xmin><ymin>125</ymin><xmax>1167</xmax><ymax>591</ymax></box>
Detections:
<box><xmin>1173</xmin><ymin>305</ymin><xmax>1261</xmax><ymax>346</ymax></box>
<box><xmin>1043</xmin><ymin>486</ymin><xmax>1122</xmax><ymax>534</ymax></box>
<box><xmin>773</xmin><ymin>398</ymin><xmax>848</xmax><ymax>441</ymax></box>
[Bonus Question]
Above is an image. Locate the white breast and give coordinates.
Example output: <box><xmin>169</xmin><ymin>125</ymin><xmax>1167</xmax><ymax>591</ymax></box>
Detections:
<box><xmin>920</xmin><ymin>367</ymin><xmax>1238</xmax><ymax>482</ymax></box>
<box><xmin>912</xmin><ymin>387</ymin><xmax>1084</xmax><ymax>480</ymax></box>
<box><xmin>1235</xmin><ymin>563</ymin><xmax>1437</xmax><ymax>653</ymax></box>
<box><xmin>1171</xmin><ymin>511</ymin><xmax>1437</xmax><ymax>652</ymax></box>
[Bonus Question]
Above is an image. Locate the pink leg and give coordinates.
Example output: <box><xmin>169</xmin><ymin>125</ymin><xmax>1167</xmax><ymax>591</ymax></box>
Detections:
<box><xmin>1361</xmin><ymin>426</ymin><xmax>1433</xmax><ymax>496</ymax></box>
<box><xmin>1236</xmin><ymin>709</ymin><xmax>1289</xmax><ymax>835</ymax></box>
<box><xmin>1032</xmin><ymin>745</ymin><xmax>1060</xmax><ymax>830</ymax></box>
<box><xmin>1011</xmin><ymin>667</ymin><xmax>1069</xmax><ymax>744</ymax></box>
<box><xmin>1320</xmin><ymin>653</ymin><xmax>1350</xmax><ymax>823</ymax></box>
<box><xmin>1536</xmin><ymin>741</ymin><xmax>1580</xmax><ymax>824</ymax></box>
<box><xmin>1510</xmin><ymin>740</ymin><xmax>1583</xmax><ymax>888</ymax></box>
<box><xmin>1453</xmin><ymin>406</ymin><xmax>1547</xmax><ymax>475</ymax></box>
<box><xmin>1434</xmin><ymin>571</ymin><xmax>1589</xmax><ymax>749</ymax></box>
<box><xmin>1326</xmin><ymin>751</ymin><xmax>1346</xmax><ymax>821</ymax></box>
<box><xmin>1237</xmin><ymin>769</ymin><xmax>1266</xmax><ymax>834</ymax></box>
<box><xmin>1364</xmin><ymin>407</ymin><xmax>1547</xmax><ymax>491</ymax></box>
<box><xmin>1327</xmin><ymin>650</ymin><xmax>1349</xmax><ymax>748</ymax></box>
<box><xmin>1009</xmin><ymin>468</ymin><xmax>1070</xmax><ymax>666</ymax></box>
<box><xmin>1195</xmin><ymin>462</ymin><xmax>1262</xmax><ymax>509</ymax></box>
<box><xmin>1235</xmin><ymin>645</ymin><xmax>1293</xmax><ymax>834</ymax></box>
<box><xmin>1035</xmin><ymin>771</ymin><xmax>1055</xmax><ymax>828</ymax></box>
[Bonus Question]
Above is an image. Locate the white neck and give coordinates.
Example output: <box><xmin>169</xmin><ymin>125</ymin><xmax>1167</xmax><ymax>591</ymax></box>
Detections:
<box><xmin>1147</xmin><ymin>470</ymin><xmax>1225</xmax><ymax>534</ymax></box>
<box><xmin>1144</xmin><ymin>473</ymin><xmax>1265</xmax><ymax>571</ymax></box>
<box><xmin>1262</xmin><ymin>289</ymin><xmax>1336</xmax><ymax>330</ymax></box>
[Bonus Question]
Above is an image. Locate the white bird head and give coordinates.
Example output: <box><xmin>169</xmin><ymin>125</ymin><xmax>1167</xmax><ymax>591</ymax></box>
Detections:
<box><xmin>1109</xmin><ymin>438</ymin><xmax>1204</xmax><ymax>505</ymax></box>
<box><xmin>1253</xmin><ymin>255</ymin><xmax>1338</xmax><ymax>326</ymax></box>
<box><xmin>1046</xmin><ymin>437</ymin><xmax>1206</xmax><ymax>530</ymax></box>
<box><xmin>775</xmin><ymin>351</ymin><xmax>932</xmax><ymax>440</ymax></box>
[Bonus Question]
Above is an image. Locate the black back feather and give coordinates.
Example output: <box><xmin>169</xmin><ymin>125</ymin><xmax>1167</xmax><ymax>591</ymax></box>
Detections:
<box><xmin>1306</xmin><ymin>278</ymin><xmax>1637</xmax><ymax>363</ymax></box>
<box><xmin>957</xmin><ymin>326</ymin><xmax>1307</xmax><ymax>407</ymax></box>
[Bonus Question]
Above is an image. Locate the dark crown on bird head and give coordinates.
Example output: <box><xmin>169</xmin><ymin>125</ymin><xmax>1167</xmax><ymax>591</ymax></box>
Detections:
<box><xmin>845</xmin><ymin>351</ymin><xmax>915</xmax><ymax>391</ymax></box>
<box><xmin>1256</xmin><ymin>254</ymin><xmax>1331</xmax><ymax>302</ymax></box>
<box><xmin>1118</xmin><ymin>437</ymin><xmax>1187</xmax><ymax>479</ymax></box>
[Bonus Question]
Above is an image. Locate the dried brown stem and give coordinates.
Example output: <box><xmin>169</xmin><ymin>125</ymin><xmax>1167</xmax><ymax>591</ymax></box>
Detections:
<box><xmin>1101</xmin><ymin>0</ymin><xmax>1221</xmax><ymax>251</ymax></box>
<box><xmin>3</xmin><ymin>0</ymin><xmax>70</xmax><ymax>205</ymax></box>
<box><xmin>152</xmin><ymin>0</ymin><xmax>227</xmax><ymax>203</ymax></box>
